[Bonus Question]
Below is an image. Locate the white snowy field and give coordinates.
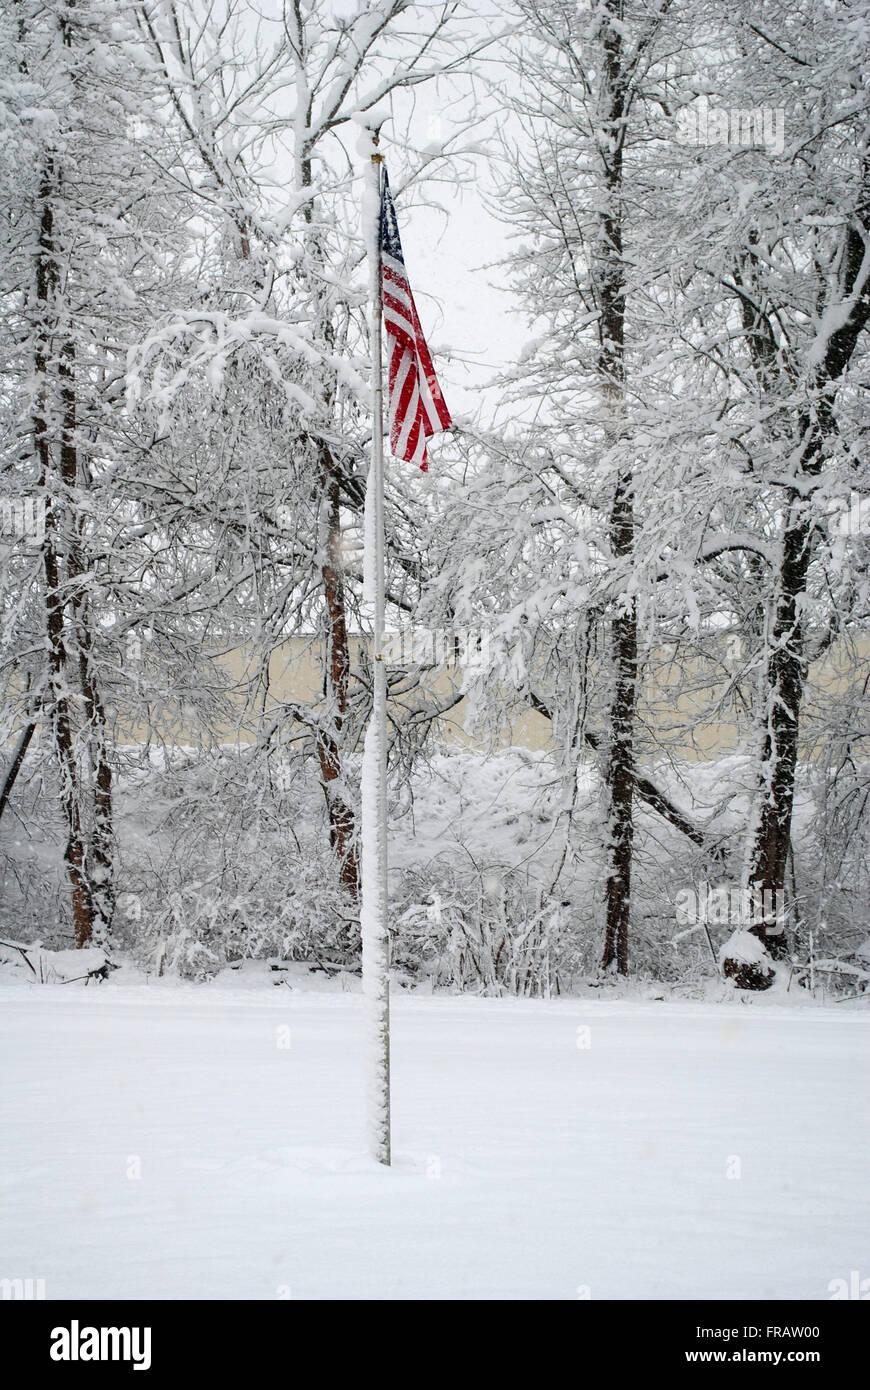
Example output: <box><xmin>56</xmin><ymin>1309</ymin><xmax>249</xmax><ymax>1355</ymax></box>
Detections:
<box><xmin>1</xmin><ymin>979</ymin><xmax>867</xmax><ymax>1300</ymax></box>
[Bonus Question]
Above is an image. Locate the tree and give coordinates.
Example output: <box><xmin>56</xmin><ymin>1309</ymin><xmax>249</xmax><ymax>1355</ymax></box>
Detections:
<box><xmin>0</xmin><ymin>0</ymin><xmax>192</xmax><ymax>944</ymax></box>
<box><xmin>663</xmin><ymin>0</ymin><xmax>870</xmax><ymax>963</ymax></box>
<box><xmin>462</xmin><ymin>0</ymin><xmax>680</xmax><ymax>974</ymax></box>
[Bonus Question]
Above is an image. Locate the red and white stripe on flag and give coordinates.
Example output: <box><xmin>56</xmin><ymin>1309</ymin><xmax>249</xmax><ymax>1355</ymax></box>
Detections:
<box><xmin>379</xmin><ymin>170</ymin><xmax>451</xmax><ymax>471</ymax></box>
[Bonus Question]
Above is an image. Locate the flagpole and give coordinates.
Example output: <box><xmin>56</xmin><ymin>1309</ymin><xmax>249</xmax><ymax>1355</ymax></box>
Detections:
<box><xmin>361</xmin><ymin>129</ymin><xmax>391</xmax><ymax>1166</ymax></box>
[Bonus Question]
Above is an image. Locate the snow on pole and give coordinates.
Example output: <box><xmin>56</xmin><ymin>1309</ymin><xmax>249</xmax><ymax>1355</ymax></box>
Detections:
<box><xmin>359</xmin><ymin>123</ymin><xmax>391</xmax><ymax>1165</ymax></box>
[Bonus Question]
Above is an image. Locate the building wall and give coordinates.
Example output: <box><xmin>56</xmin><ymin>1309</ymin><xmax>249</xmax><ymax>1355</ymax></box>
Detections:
<box><xmin>107</xmin><ymin>631</ymin><xmax>870</xmax><ymax>760</ymax></box>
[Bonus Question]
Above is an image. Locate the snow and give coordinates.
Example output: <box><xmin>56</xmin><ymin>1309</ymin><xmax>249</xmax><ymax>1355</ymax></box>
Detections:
<box><xmin>806</xmin><ymin>242</ymin><xmax>870</xmax><ymax>372</ymax></box>
<box><xmin>353</xmin><ymin>108</ymin><xmax>390</xmax><ymax>157</ymax></box>
<box><xmin>719</xmin><ymin>929</ymin><xmax>772</xmax><ymax>968</ymax></box>
<box><xmin>1</xmin><ymin>980</ymin><xmax>866</xmax><ymax>1299</ymax></box>
<box><xmin>1</xmin><ymin>944</ymin><xmax>108</xmax><ymax>984</ymax></box>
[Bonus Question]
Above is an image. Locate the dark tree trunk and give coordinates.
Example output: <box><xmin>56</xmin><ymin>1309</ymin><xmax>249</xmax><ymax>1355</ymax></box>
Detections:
<box><xmin>59</xmin><ymin>341</ymin><xmax>115</xmax><ymax>938</ymax></box>
<box><xmin>0</xmin><ymin>720</ymin><xmax>36</xmax><ymax>825</ymax></box>
<box><xmin>32</xmin><ymin>157</ymin><xmax>115</xmax><ymax>947</ymax></box>
<box><xmin>746</xmin><ymin>495</ymin><xmax>811</xmax><ymax>958</ymax></box>
<box><xmin>316</xmin><ymin>455</ymin><xmax>359</xmax><ymax>897</ymax></box>
<box><xmin>597</xmin><ymin>1</ymin><xmax>636</xmax><ymax>975</ymax></box>
<box><xmin>601</xmin><ymin>488</ymin><xmax>637</xmax><ymax>976</ymax></box>
<box><xmin>34</xmin><ymin>170</ymin><xmax>95</xmax><ymax>947</ymax></box>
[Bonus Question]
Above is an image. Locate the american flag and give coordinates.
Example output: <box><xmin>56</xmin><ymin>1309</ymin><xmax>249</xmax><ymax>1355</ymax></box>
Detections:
<box><xmin>379</xmin><ymin>168</ymin><xmax>451</xmax><ymax>471</ymax></box>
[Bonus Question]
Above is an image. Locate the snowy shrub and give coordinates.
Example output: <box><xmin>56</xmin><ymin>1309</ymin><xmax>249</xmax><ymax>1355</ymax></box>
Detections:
<box><xmin>0</xmin><ymin>743</ymin><xmax>82</xmax><ymax>948</ymax></box>
<box><xmin>4</xmin><ymin>732</ymin><xmax>868</xmax><ymax>995</ymax></box>
<box><xmin>391</xmin><ymin>859</ymin><xmax>591</xmax><ymax>996</ymax></box>
<box><xmin>113</xmin><ymin>748</ymin><xmax>357</xmax><ymax>978</ymax></box>
<box><xmin>792</xmin><ymin>746</ymin><xmax>870</xmax><ymax>998</ymax></box>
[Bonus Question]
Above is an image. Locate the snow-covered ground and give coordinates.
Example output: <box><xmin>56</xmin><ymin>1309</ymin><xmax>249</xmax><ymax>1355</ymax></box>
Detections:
<box><xmin>1</xmin><ymin>975</ymin><xmax>867</xmax><ymax>1300</ymax></box>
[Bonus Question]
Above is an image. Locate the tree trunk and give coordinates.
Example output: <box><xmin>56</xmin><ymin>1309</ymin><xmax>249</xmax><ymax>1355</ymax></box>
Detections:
<box><xmin>316</xmin><ymin>454</ymin><xmax>359</xmax><ymax>896</ymax></box>
<box><xmin>32</xmin><ymin>158</ymin><xmax>115</xmax><ymax>947</ymax></box>
<box><xmin>597</xmin><ymin>1</ymin><xmax>636</xmax><ymax>975</ymax></box>
<box><xmin>59</xmin><ymin>341</ymin><xmax>115</xmax><ymax>938</ymax></box>
<box><xmin>0</xmin><ymin>720</ymin><xmax>36</xmax><ymax>825</ymax></box>
<box><xmin>746</xmin><ymin>497</ymin><xmax>810</xmax><ymax>957</ymax></box>
<box><xmin>601</xmin><ymin>488</ymin><xmax>637</xmax><ymax>975</ymax></box>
